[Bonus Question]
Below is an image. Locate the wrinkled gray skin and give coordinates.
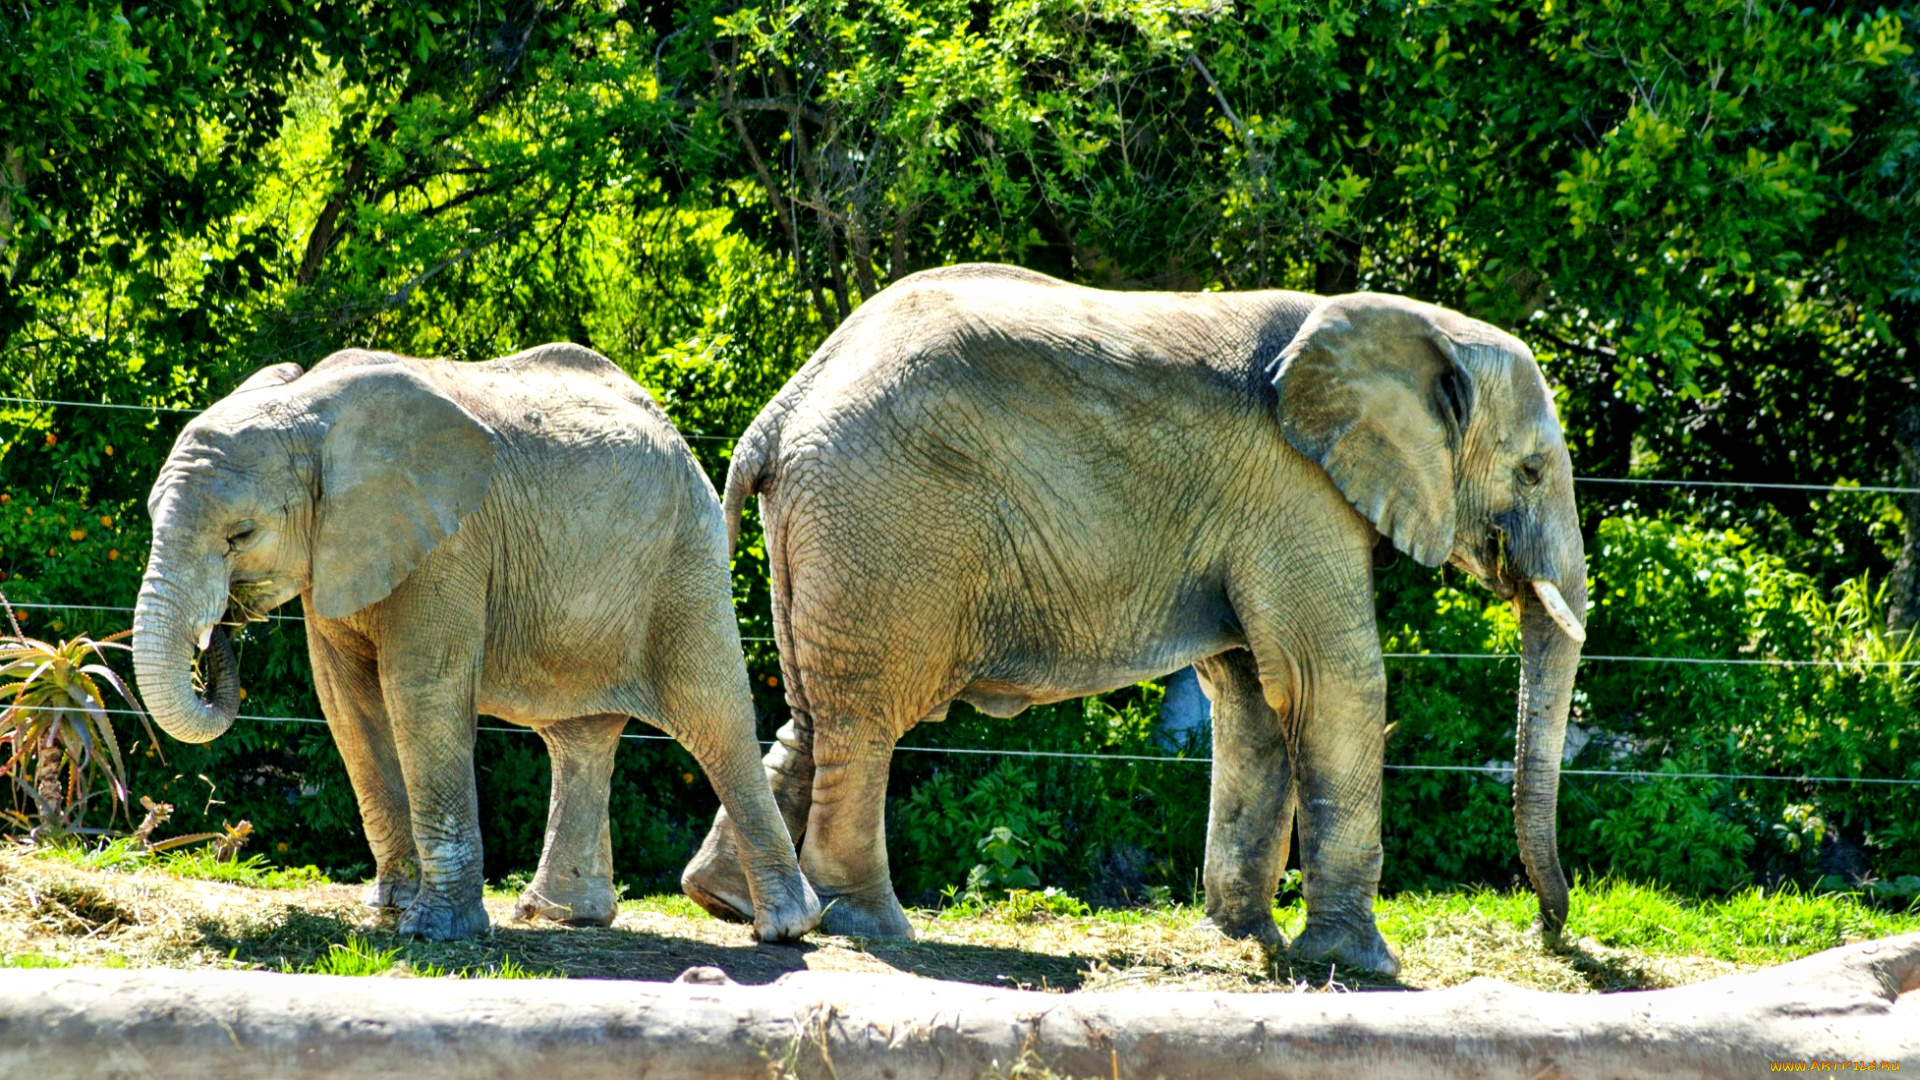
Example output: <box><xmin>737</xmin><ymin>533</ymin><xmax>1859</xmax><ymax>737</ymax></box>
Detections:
<box><xmin>134</xmin><ymin>345</ymin><xmax>820</xmax><ymax>943</ymax></box>
<box><xmin>682</xmin><ymin>266</ymin><xmax>1586</xmax><ymax>974</ymax></box>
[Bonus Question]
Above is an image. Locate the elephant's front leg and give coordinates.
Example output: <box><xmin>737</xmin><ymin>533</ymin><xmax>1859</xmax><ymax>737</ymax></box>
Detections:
<box><xmin>308</xmin><ymin>620</ymin><xmax>417</xmax><ymax>912</ymax></box>
<box><xmin>1195</xmin><ymin>650</ymin><xmax>1296</xmax><ymax>952</ymax></box>
<box><xmin>1285</xmin><ymin>655</ymin><xmax>1400</xmax><ymax>976</ymax></box>
<box><xmin>516</xmin><ymin>714</ymin><xmax>626</xmax><ymax>927</ymax></box>
<box><xmin>379</xmin><ymin>626</ymin><xmax>490</xmax><ymax>941</ymax></box>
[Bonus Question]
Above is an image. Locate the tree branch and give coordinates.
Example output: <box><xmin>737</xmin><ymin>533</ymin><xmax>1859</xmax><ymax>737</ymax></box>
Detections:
<box><xmin>707</xmin><ymin>46</ymin><xmax>834</xmax><ymax>327</ymax></box>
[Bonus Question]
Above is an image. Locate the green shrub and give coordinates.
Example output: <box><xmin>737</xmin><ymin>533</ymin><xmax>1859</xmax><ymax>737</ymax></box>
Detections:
<box><xmin>892</xmin><ymin>762</ymin><xmax>1066</xmax><ymax>902</ymax></box>
<box><xmin>1595</xmin><ymin>760</ymin><xmax>1757</xmax><ymax>891</ymax></box>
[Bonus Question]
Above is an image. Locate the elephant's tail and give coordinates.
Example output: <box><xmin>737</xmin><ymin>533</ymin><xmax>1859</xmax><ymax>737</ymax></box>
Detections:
<box><xmin>721</xmin><ymin>418</ymin><xmax>776</xmax><ymax>557</ymax></box>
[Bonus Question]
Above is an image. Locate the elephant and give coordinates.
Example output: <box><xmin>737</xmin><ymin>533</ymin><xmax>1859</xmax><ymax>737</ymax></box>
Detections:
<box><xmin>681</xmin><ymin>264</ymin><xmax>1586</xmax><ymax>974</ymax></box>
<box><xmin>133</xmin><ymin>343</ymin><xmax>821</xmax><ymax>943</ymax></box>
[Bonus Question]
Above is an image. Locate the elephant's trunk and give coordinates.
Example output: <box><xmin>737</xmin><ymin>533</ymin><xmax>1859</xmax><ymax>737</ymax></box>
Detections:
<box><xmin>1513</xmin><ymin>570</ymin><xmax>1586</xmax><ymax>941</ymax></box>
<box><xmin>133</xmin><ymin>552</ymin><xmax>241</xmax><ymax>745</ymax></box>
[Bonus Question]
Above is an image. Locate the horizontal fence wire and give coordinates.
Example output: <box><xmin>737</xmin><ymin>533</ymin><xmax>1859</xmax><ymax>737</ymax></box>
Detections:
<box><xmin>3</xmin><ymin>595</ymin><xmax>1920</xmax><ymax>664</ymax></box>
<box><xmin>16</xmin><ymin>705</ymin><xmax>1920</xmax><ymax>786</ymax></box>
<box><xmin>1576</xmin><ymin>476</ymin><xmax>1920</xmax><ymax>497</ymax></box>
<box><xmin>4</xmin><ymin>392</ymin><xmax>1917</xmax><ymax>495</ymax></box>
<box><xmin>3</xmin><ymin>601</ymin><xmax>776</xmax><ymax>645</ymax></box>
<box><xmin>0</xmin><ymin>394</ymin><xmax>738</xmax><ymax>440</ymax></box>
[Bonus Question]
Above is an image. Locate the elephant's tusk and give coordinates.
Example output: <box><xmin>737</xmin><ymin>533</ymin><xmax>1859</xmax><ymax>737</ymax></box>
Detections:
<box><xmin>196</xmin><ymin>623</ymin><xmax>213</xmax><ymax>651</ymax></box>
<box><xmin>1531</xmin><ymin>580</ymin><xmax>1586</xmax><ymax>644</ymax></box>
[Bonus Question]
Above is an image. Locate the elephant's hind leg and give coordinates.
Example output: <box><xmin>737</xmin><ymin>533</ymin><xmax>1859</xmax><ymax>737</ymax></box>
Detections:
<box><xmin>803</xmin><ymin>718</ymin><xmax>914</xmax><ymax>939</ymax></box>
<box><xmin>682</xmin><ymin>705</ymin><xmax>814</xmax><ymax>924</ymax></box>
<box><xmin>1196</xmin><ymin>649</ymin><xmax>1296</xmax><ymax>952</ymax></box>
<box><xmin>516</xmin><ymin>714</ymin><xmax>626</xmax><ymax>927</ymax></box>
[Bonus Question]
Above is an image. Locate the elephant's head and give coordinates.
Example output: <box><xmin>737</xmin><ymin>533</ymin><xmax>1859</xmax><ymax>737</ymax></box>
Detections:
<box><xmin>134</xmin><ymin>353</ymin><xmax>498</xmax><ymax>743</ymax></box>
<box><xmin>1272</xmin><ymin>294</ymin><xmax>1586</xmax><ymax>939</ymax></box>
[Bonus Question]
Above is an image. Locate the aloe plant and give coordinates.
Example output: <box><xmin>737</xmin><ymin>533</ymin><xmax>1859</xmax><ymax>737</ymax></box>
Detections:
<box><xmin>0</xmin><ymin>591</ymin><xmax>159</xmax><ymax>835</ymax></box>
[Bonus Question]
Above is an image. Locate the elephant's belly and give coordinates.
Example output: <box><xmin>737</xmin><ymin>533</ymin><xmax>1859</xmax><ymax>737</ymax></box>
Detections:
<box><xmin>959</xmin><ymin>629</ymin><xmax>1244</xmax><ymax>718</ymax></box>
<box><xmin>474</xmin><ymin>673</ymin><xmax>637</xmax><ymax>728</ymax></box>
<box><xmin>473</xmin><ymin>600</ymin><xmax>660</xmax><ymax>725</ymax></box>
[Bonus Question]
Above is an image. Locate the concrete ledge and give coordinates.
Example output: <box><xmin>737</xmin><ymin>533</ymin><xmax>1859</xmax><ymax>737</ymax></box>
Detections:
<box><xmin>1</xmin><ymin>932</ymin><xmax>1915</xmax><ymax>1079</ymax></box>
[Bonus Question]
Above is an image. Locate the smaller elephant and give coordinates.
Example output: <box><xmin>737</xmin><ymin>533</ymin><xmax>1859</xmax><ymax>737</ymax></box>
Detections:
<box><xmin>134</xmin><ymin>344</ymin><xmax>820</xmax><ymax>942</ymax></box>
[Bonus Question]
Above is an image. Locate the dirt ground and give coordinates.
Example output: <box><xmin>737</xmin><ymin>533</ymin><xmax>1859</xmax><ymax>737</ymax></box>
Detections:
<box><xmin>0</xmin><ymin>848</ymin><xmax>1746</xmax><ymax>993</ymax></box>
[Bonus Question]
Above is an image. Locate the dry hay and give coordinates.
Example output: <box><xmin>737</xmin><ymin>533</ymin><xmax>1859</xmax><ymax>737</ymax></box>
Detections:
<box><xmin>0</xmin><ymin>848</ymin><xmax>1749</xmax><ymax>993</ymax></box>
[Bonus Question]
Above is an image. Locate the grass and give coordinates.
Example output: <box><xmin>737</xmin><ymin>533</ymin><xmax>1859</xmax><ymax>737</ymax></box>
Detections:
<box><xmin>31</xmin><ymin>837</ymin><xmax>331</xmax><ymax>890</ymax></box>
<box><xmin>1</xmin><ymin>842</ymin><xmax>1913</xmax><ymax>993</ymax></box>
<box><xmin>294</xmin><ymin>934</ymin><xmax>547</xmax><ymax>979</ymax></box>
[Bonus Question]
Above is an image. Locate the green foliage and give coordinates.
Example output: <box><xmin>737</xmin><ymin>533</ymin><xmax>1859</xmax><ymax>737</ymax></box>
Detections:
<box><xmin>1379</xmin><ymin>515</ymin><xmax>1918</xmax><ymax>899</ymax></box>
<box><xmin>1595</xmin><ymin>760</ymin><xmax>1757</xmax><ymax>892</ymax></box>
<box><xmin>0</xmin><ymin>591</ymin><xmax>154</xmax><ymax>833</ymax></box>
<box><xmin>1818</xmin><ymin>873</ymin><xmax>1920</xmax><ymax>907</ymax></box>
<box><xmin>971</xmin><ymin>826</ymin><xmax>1045</xmax><ymax>894</ymax></box>
<box><xmin>941</xmin><ymin>885</ymin><xmax>1093</xmax><ymax>923</ymax></box>
<box><xmin>0</xmin><ymin>2</ymin><xmax>1913</xmax><ymax>911</ymax></box>
<box><xmin>892</xmin><ymin>761</ymin><xmax>1066</xmax><ymax>901</ymax></box>
<box><xmin>32</xmin><ymin>836</ymin><xmax>329</xmax><ymax>890</ymax></box>
<box><xmin>889</xmin><ymin>688</ymin><xmax>1211</xmax><ymax>906</ymax></box>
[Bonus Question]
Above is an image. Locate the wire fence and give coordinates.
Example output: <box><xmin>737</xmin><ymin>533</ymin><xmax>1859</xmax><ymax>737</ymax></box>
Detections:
<box><xmin>16</xmin><ymin>703</ymin><xmax>1919</xmax><ymax>787</ymax></box>
<box><xmin>9</xmin><ymin>600</ymin><xmax>1920</xmax><ymax>666</ymax></box>
<box><xmin>4</xmin><ymin>391</ymin><xmax>1917</xmax><ymax>496</ymax></box>
<box><xmin>6</xmin><ymin>392</ymin><xmax>1918</xmax><ymax>787</ymax></box>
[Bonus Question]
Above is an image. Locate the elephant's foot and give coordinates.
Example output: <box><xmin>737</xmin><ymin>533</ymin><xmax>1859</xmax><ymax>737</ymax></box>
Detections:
<box><xmin>1291</xmin><ymin>918</ymin><xmax>1401</xmax><ymax>976</ymax></box>
<box><xmin>362</xmin><ymin>875</ymin><xmax>419</xmax><ymax>912</ymax></box>
<box><xmin>514</xmin><ymin>875</ymin><xmax>617</xmax><ymax>928</ymax></box>
<box><xmin>398</xmin><ymin>894</ymin><xmax>490</xmax><ymax>941</ymax></box>
<box><xmin>681</xmin><ymin>834</ymin><xmax>755</xmax><ymax>924</ymax></box>
<box><xmin>817</xmin><ymin>886</ymin><xmax>914</xmax><ymax>939</ymax></box>
<box><xmin>1198</xmin><ymin>910</ymin><xmax>1287</xmax><ymax>953</ymax></box>
<box><xmin>749</xmin><ymin>869</ymin><xmax>823</xmax><ymax>944</ymax></box>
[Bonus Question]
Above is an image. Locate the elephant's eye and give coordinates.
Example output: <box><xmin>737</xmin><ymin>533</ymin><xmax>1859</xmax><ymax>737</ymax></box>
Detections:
<box><xmin>226</xmin><ymin>525</ymin><xmax>258</xmax><ymax>552</ymax></box>
<box><xmin>1517</xmin><ymin>455</ymin><xmax>1546</xmax><ymax>487</ymax></box>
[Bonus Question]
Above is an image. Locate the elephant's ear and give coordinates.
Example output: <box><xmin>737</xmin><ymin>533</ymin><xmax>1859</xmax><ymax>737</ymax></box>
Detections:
<box><xmin>311</xmin><ymin>362</ymin><xmax>498</xmax><ymax>619</ymax></box>
<box><xmin>1271</xmin><ymin>294</ymin><xmax>1479</xmax><ymax>568</ymax></box>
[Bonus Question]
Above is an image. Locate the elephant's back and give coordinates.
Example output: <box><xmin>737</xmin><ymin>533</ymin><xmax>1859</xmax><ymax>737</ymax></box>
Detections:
<box><xmin>465</xmin><ymin>344</ymin><xmax>678</xmax><ymax>437</ymax></box>
<box><xmin>762</xmin><ymin>265</ymin><xmax>1315</xmax><ymax>481</ymax></box>
<box><xmin>430</xmin><ymin>348</ymin><xmax>724</xmax><ymax>552</ymax></box>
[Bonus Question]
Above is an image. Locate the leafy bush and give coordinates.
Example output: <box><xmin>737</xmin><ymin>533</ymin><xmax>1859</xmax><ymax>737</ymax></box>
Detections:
<box><xmin>0</xmin><ymin>591</ymin><xmax>155</xmax><ymax>834</ymax></box>
<box><xmin>893</xmin><ymin>762</ymin><xmax>1067</xmax><ymax>902</ymax></box>
<box><xmin>1595</xmin><ymin>760</ymin><xmax>1757</xmax><ymax>892</ymax></box>
<box><xmin>888</xmin><ymin>689</ymin><xmax>1210</xmax><ymax>907</ymax></box>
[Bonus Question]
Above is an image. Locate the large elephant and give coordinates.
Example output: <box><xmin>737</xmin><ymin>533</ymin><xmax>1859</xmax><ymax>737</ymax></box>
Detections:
<box><xmin>682</xmin><ymin>265</ymin><xmax>1586</xmax><ymax>974</ymax></box>
<box><xmin>134</xmin><ymin>344</ymin><xmax>820</xmax><ymax>942</ymax></box>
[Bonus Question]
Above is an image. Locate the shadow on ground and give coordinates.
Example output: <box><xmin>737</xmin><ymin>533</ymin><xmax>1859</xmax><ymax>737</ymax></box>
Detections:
<box><xmin>194</xmin><ymin>901</ymin><xmax>821</xmax><ymax>984</ymax></box>
<box><xmin>0</xmin><ymin>852</ymin><xmax>1757</xmax><ymax>993</ymax></box>
<box><xmin>193</xmin><ymin>894</ymin><xmax>1414</xmax><ymax>992</ymax></box>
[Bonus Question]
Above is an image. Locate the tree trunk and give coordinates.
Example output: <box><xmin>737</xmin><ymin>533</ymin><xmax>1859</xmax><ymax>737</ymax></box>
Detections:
<box><xmin>0</xmin><ymin>933</ymin><xmax>1914</xmax><ymax>1079</ymax></box>
<box><xmin>32</xmin><ymin>739</ymin><xmax>64</xmax><ymax>828</ymax></box>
